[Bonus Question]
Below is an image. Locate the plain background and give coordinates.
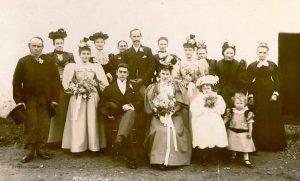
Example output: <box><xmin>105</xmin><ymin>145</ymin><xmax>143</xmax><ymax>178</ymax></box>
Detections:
<box><xmin>0</xmin><ymin>0</ymin><xmax>300</xmax><ymax>98</ymax></box>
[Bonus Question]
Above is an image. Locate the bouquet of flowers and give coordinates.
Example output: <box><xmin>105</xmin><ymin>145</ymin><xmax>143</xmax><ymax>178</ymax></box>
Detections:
<box><xmin>152</xmin><ymin>92</ymin><xmax>176</xmax><ymax>117</ymax></box>
<box><xmin>204</xmin><ymin>93</ymin><xmax>218</xmax><ymax>108</ymax></box>
<box><xmin>67</xmin><ymin>78</ymin><xmax>97</xmax><ymax>99</ymax></box>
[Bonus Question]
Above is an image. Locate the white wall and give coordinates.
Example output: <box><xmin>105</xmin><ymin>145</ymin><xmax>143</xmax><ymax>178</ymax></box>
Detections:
<box><xmin>1</xmin><ymin>0</ymin><xmax>300</xmax><ymax>98</ymax></box>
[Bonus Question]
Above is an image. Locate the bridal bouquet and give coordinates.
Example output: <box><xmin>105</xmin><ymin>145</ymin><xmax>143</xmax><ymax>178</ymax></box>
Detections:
<box><xmin>67</xmin><ymin>78</ymin><xmax>97</xmax><ymax>99</ymax></box>
<box><xmin>152</xmin><ymin>93</ymin><xmax>176</xmax><ymax>117</ymax></box>
<box><xmin>204</xmin><ymin>93</ymin><xmax>218</xmax><ymax>108</ymax></box>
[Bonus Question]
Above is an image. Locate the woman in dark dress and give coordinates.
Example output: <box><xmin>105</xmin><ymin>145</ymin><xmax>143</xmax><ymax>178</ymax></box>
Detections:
<box><xmin>47</xmin><ymin>28</ymin><xmax>75</xmax><ymax>145</ymax></box>
<box><xmin>247</xmin><ymin>42</ymin><xmax>287</xmax><ymax>151</ymax></box>
<box><xmin>215</xmin><ymin>42</ymin><xmax>248</xmax><ymax>107</ymax></box>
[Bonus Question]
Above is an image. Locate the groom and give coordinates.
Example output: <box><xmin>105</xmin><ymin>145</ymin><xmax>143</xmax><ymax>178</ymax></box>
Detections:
<box><xmin>101</xmin><ymin>63</ymin><xmax>142</xmax><ymax>169</ymax></box>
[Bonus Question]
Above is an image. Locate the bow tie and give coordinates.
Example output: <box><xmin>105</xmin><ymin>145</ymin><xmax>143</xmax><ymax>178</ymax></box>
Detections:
<box><xmin>257</xmin><ymin>60</ymin><xmax>269</xmax><ymax>68</ymax></box>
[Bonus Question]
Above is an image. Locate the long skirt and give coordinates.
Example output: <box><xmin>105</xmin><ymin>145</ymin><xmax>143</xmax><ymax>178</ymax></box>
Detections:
<box><xmin>144</xmin><ymin>111</ymin><xmax>192</xmax><ymax>166</ymax></box>
<box><xmin>62</xmin><ymin>93</ymin><xmax>106</xmax><ymax>152</ymax></box>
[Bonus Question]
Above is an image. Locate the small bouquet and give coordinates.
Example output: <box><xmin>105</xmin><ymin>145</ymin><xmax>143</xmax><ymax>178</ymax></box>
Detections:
<box><xmin>152</xmin><ymin>93</ymin><xmax>176</xmax><ymax>117</ymax></box>
<box><xmin>67</xmin><ymin>78</ymin><xmax>97</xmax><ymax>99</ymax></box>
<box><xmin>204</xmin><ymin>93</ymin><xmax>218</xmax><ymax>108</ymax></box>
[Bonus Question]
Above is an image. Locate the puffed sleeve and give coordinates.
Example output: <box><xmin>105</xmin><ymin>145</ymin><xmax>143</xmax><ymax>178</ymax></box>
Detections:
<box><xmin>212</xmin><ymin>95</ymin><xmax>226</xmax><ymax>115</ymax></box>
<box><xmin>190</xmin><ymin>94</ymin><xmax>205</xmax><ymax>117</ymax></box>
<box><xmin>172</xmin><ymin>61</ymin><xmax>182</xmax><ymax>80</ymax></box>
<box><xmin>270</xmin><ymin>61</ymin><xmax>280</xmax><ymax>92</ymax></box>
<box><xmin>62</xmin><ymin>63</ymin><xmax>76</xmax><ymax>91</ymax></box>
<box><xmin>144</xmin><ymin>84</ymin><xmax>156</xmax><ymax>114</ymax></box>
<box><xmin>94</xmin><ymin>64</ymin><xmax>109</xmax><ymax>92</ymax></box>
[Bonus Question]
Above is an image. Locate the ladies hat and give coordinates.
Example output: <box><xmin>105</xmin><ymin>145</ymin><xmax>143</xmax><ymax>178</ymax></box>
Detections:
<box><xmin>183</xmin><ymin>34</ymin><xmax>197</xmax><ymax>48</ymax></box>
<box><xmin>48</xmin><ymin>28</ymin><xmax>67</xmax><ymax>40</ymax></box>
<box><xmin>89</xmin><ymin>32</ymin><xmax>109</xmax><ymax>41</ymax></box>
<box><xmin>222</xmin><ymin>42</ymin><xmax>236</xmax><ymax>55</ymax></box>
<box><xmin>196</xmin><ymin>75</ymin><xmax>219</xmax><ymax>87</ymax></box>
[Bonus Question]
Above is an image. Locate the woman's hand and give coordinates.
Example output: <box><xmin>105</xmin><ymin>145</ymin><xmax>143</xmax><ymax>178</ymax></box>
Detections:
<box><xmin>247</xmin><ymin>132</ymin><xmax>252</xmax><ymax>139</ymax></box>
<box><xmin>248</xmin><ymin>97</ymin><xmax>254</xmax><ymax>105</ymax></box>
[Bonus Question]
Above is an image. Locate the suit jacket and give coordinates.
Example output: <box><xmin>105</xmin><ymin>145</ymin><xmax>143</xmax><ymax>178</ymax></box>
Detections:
<box><xmin>47</xmin><ymin>51</ymin><xmax>75</xmax><ymax>82</ymax></box>
<box><xmin>122</xmin><ymin>45</ymin><xmax>155</xmax><ymax>85</ymax></box>
<box><xmin>101</xmin><ymin>80</ymin><xmax>143</xmax><ymax>112</ymax></box>
<box><xmin>13</xmin><ymin>54</ymin><xmax>61</xmax><ymax>105</ymax></box>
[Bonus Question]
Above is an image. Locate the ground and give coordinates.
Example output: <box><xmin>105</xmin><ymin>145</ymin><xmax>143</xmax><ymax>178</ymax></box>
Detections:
<box><xmin>0</xmin><ymin>118</ymin><xmax>299</xmax><ymax>181</ymax></box>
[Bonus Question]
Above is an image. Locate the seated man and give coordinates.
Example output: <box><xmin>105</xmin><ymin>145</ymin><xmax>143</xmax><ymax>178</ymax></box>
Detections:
<box><xmin>100</xmin><ymin>63</ymin><xmax>142</xmax><ymax>169</ymax></box>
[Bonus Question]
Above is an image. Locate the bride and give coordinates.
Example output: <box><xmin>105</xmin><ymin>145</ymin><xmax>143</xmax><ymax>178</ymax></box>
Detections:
<box><xmin>61</xmin><ymin>38</ymin><xmax>109</xmax><ymax>153</ymax></box>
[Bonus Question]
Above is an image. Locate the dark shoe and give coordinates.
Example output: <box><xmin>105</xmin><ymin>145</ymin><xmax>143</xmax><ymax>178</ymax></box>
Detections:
<box><xmin>128</xmin><ymin>160</ymin><xmax>137</xmax><ymax>169</ymax></box>
<box><xmin>37</xmin><ymin>152</ymin><xmax>51</xmax><ymax>160</ymax></box>
<box><xmin>158</xmin><ymin>164</ymin><xmax>166</xmax><ymax>170</ymax></box>
<box><xmin>244</xmin><ymin>160</ymin><xmax>253</xmax><ymax>168</ymax></box>
<box><xmin>20</xmin><ymin>154</ymin><xmax>34</xmax><ymax>163</ymax></box>
<box><xmin>111</xmin><ymin>136</ymin><xmax>123</xmax><ymax>159</ymax></box>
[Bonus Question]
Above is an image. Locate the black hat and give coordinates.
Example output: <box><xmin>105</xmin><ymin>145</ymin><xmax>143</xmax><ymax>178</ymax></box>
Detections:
<box><xmin>99</xmin><ymin>99</ymin><xmax>123</xmax><ymax>116</ymax></box>
<box><xmin>48</xmin><ymin>28</ymin><xmax>68</xmax><ymax>40</ymax></box>
<box><xmin>8</xmin><ymin>104</ymin><xmax>27</xmax><ymax>125</ymax></box>
<box><xmin>89</xmin><ymin>32</ymin><xmax>109</xmax><ymax>41</ymax></box>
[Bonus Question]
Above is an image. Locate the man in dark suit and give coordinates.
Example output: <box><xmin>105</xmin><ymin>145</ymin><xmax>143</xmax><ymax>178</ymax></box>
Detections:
<box><xmin>13</xmin><ymin>37</ymin><xmax>61</xmax><ymax>163</ymax></box>
<box><xmin>122</xmin><ymin>28</ymin><xmax>155</xmax><ymax>92</ymax></box>
<box><xmin>122</xmin><ymin>29</ymin><xmax>155</xmax><ymax>153</ymax></box>
<box><xmin>101</xmin><ymin>63</ymin><xmax>142</xmax><ymax>169</ymax></box>
<box><xmin>110</xmin><ymin>40</ymin><xmax>128</xmax><ymax>81</ymax></box>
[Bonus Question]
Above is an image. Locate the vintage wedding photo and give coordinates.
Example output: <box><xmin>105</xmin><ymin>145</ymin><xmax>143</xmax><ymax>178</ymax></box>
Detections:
<box><xmin>0</xmin><ymin>0</ymin><xmax>299</xmax><ymax>180</ymax></box>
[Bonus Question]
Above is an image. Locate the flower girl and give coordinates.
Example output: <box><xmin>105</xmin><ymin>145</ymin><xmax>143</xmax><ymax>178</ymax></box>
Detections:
<box><xmin>190</xmin><ymin>75</ymin><xmax>228</xmax><ymax>164</ymax></box>
<box><xmin>224</xmin><ymin>93</ymin><xmax>256</xmax><ymax>168</ymax></box>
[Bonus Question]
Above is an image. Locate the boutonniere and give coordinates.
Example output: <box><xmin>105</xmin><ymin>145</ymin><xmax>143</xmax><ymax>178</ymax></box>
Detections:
<box><xmin>129</xmin><ymin>83</ymin><xmax>133</xmax><ymax>89</ymax></box>
<box><xmin>37</xmin><ymin>57</ymin><xmax>44</xmax><ymax>64</ymax></box>
<box><xmin>117</xmin><ymin>56</ymin><xmax>122</xmax><ymax>60</ymax></box>
<box><xmin>142</xmin><ymin>55</ymin><xmax>147</xmax><ymax>59</ymax></box>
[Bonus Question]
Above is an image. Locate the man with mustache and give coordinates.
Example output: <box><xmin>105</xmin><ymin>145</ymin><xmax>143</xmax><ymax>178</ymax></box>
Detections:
<box><xmin>122</xmin><ymin>28</ymin><xmax>155</xmax><ymax>158</ymax></box>
<box><xmin>122</xmin><ymin>28</ymin><xmax>155</xmax><ymax>93</ymax></box>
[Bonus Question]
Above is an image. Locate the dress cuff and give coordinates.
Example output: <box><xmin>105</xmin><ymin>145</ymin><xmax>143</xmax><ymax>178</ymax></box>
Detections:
<box><xmin>273</xmin><ymin>92</ymin><xmax>279</xmax><ymax>96</ymax></box>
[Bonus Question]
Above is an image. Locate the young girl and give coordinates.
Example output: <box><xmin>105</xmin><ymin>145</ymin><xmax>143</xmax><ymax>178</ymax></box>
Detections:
<box><xmin>224</xmin><ymin>93</ymin><xmax>256</xmax><ymax>168</ymax></box>
<box><xmin>190</xmin><ymin>75</ymin><xmax>228</xmax><ymax>165</ymax></box>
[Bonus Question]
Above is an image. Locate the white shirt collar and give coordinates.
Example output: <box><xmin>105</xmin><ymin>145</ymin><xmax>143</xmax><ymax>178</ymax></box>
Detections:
<box><xmin>257</xmin><ymin>59</ymin><xmax>269</xmax><ymax>67</ymax></box>
<box><xmin>117</xmin><ymin>79</ymin><xmax>127</xmax><ymax>94</ymax></box>
<box><xmin>133</xmin><ymin>45</ymin><xmax>141</xmax><ymax>52</ymax></box>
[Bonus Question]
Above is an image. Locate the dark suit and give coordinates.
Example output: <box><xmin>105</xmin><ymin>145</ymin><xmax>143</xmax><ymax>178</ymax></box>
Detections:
<box><xmin>123</xmin><ymin>45</ymin><xmax>155</xmax><ymax>86</ymax></box>
<box><xmin>101</xmin><ymin>80</ymin><xmax>142</xmax><ymax>160</ymax></box>
<box><xmin>110</xmin><ymin>53</ymin><xmax>125</xmax><ymax>81</ymax></box>
<box><xmin>13</xmin><ymin>54</ymin><xmax>60</xmax><ymax>150</ymax></box>
<box><xmin>206</xmin><ymin>59</ymin><xmax>218</xmax><ymax>75</ymax></box>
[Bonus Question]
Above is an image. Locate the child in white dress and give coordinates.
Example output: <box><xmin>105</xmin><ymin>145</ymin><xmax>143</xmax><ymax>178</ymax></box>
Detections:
<box><xmin>224</xmin><ymin>93</ymin><xmax>256</xmax><ymax>168</ymax></box>
<box><xmin>190</xmin><ymin>75</ymin><xmax>228</xmax><ymax>164</ymax></box>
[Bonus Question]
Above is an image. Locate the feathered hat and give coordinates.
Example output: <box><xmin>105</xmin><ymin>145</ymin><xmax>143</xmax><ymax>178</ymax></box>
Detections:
<box><xmin>89</xmin><ymin>32</ymin><xmax>109</xmax><ymax>41</ymax></box>
<box><xmin>183</xmin><ymin>34</ymin><xmax>197</xmax><ymax>48</ymax></box>
<box><xmin>48</xmin><ymin>28</ymin><xmax>67</xmax><ymax>40</ymax></box>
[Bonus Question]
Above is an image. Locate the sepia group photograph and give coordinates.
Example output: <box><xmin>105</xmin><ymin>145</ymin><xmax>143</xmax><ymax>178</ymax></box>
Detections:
<box><xmin>0</xmin><ymin>0</ymin><xmax>299</xmax><ymax>180</ymax></box>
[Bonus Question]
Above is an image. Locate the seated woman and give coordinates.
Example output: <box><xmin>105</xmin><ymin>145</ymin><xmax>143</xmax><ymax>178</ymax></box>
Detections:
<box><xmin>144</xmin><ymin>65</ymin><xmax>192</xmax><ymax>170</ymax></box>
<box><xmin>61</xmin><ymin>38</ymin><xmax>109</xmax><ymax>153</ymax></box>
